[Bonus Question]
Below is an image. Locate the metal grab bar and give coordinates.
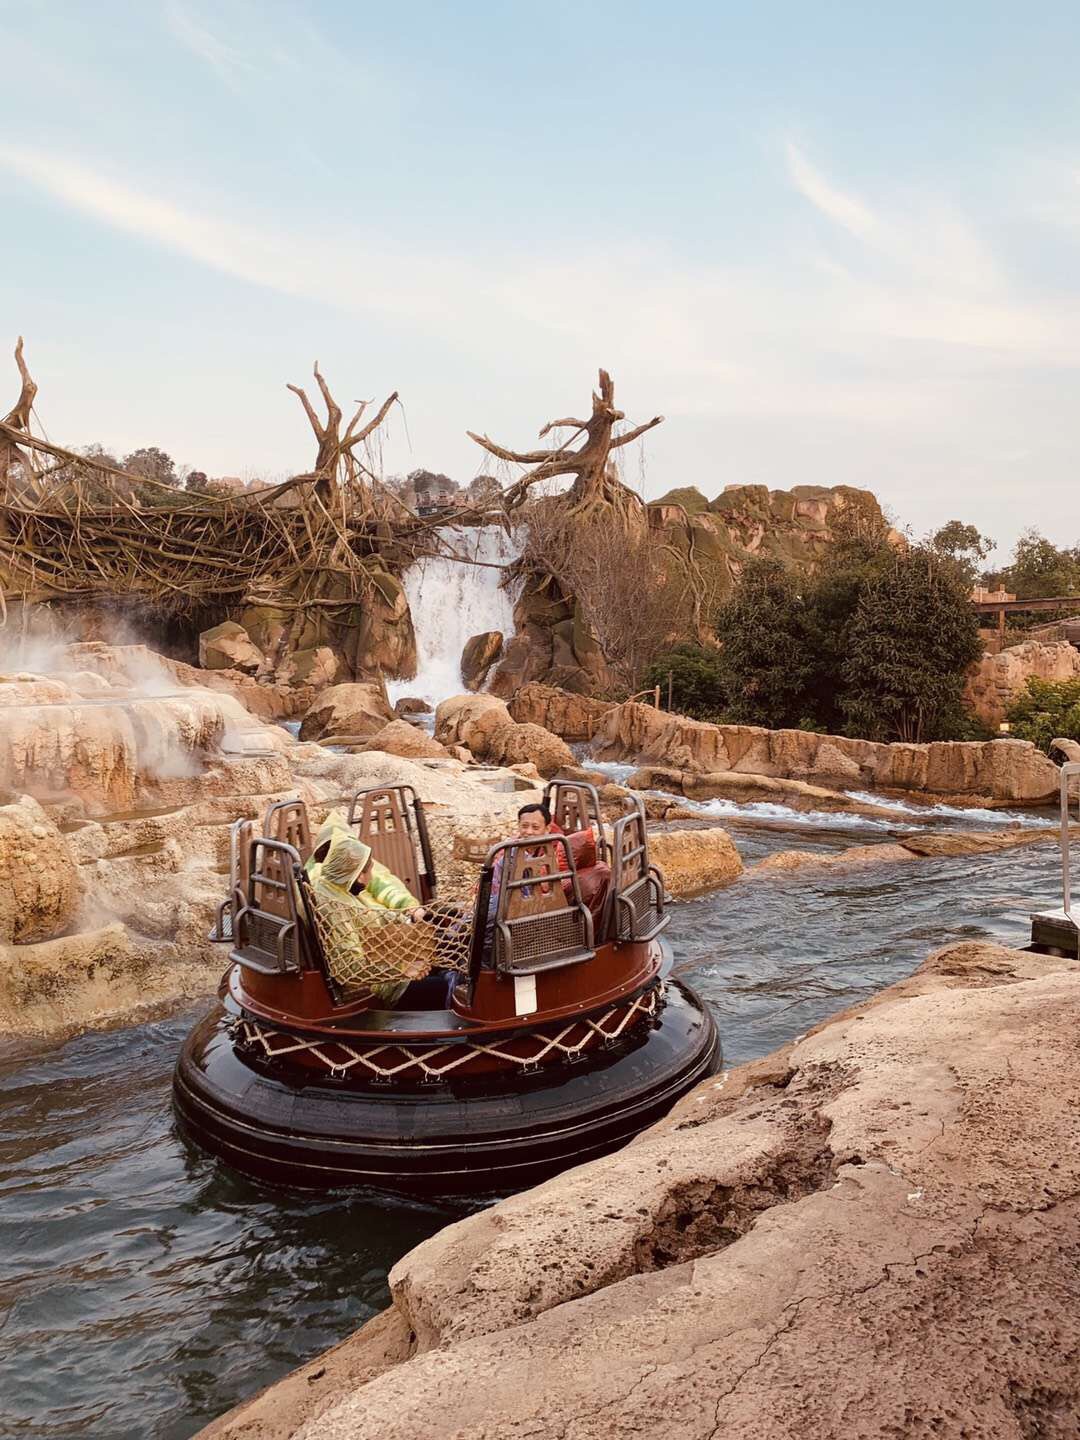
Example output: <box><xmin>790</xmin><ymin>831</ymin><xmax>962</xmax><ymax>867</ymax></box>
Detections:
<box><xmin>1061</xmin><ymin>762</ymin><xmax>1080</xmax><ymax>919</ymax></box>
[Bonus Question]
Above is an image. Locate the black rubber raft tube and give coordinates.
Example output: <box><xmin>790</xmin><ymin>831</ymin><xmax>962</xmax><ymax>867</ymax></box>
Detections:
<box><xmin>173</xmin><ymin>978</ymin><xmax>719</xmax><ymax>1199</ymax></box>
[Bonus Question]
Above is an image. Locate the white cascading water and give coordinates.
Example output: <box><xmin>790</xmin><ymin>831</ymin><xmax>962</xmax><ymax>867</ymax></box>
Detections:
<box><xmin>388</xmin><ymin>525</ymin><xmax>520</xmax><ymax>709</ymax></box>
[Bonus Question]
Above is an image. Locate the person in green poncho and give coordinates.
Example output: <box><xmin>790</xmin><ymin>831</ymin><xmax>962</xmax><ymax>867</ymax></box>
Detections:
<box><xmin>308</xmin><ymin>828</ymin><xmax>429</xmax><ymax>1003</ymax></box>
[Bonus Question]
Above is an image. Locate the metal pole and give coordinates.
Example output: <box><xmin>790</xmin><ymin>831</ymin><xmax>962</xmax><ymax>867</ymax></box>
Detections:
<box><xmin>1062</xmin><ymin>764</ymin><xmax>1079</xmax><ymax>919</ymax></box>
<box><xmin>667</xmin><ymin>669</ymin><xmax>673</xmax><ymax>712</ymax></box>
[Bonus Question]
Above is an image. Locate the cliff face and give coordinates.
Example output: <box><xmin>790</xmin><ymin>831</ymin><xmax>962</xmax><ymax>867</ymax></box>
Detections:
<box><xmin>492</xmin><ymin>484</ymin><xmax>900</xmax><ymax>699</ymax></box>
<box><xmin>650</xmin><ymin>482</ymin><xmax>904</xmax><ymax>605</ymax></box>
<box><xmin>964</xmin><ymin>638</ymin><xmax>1080</xmax><ymax>728</ymax></box>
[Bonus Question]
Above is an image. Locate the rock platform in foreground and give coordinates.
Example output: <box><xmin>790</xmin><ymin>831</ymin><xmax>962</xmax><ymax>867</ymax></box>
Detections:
<box><xmin>202</xmin><ymin>939</ymin><xmax>1080</xmax><ymax>1440</ymax></box>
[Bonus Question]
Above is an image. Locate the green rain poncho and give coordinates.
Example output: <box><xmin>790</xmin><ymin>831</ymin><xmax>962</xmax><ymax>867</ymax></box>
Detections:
<box><xmin>308</xmin><ymin>830</ymin><xmax>427</xmax><ymax>1000</ymax></box>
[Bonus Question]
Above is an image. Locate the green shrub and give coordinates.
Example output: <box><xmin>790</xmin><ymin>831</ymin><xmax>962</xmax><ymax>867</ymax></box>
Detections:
<box><xmin>1005</xmin><ymin>677</ymin><xmax>1080</xmax><ymax>752</ymax></box>
<box><xmin>645</xmin><ymin>643</ymin><xmax>725</xmax><ymax>720</ymax></box>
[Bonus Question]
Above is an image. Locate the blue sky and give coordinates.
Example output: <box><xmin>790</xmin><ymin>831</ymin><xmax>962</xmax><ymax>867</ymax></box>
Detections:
<box><xmin>3</xmin><ymin>1</ymin><xmax>1080</xmax><ymax>559</ymax></box>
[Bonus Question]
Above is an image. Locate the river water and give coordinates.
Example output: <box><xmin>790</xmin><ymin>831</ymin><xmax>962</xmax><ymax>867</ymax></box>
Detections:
<box><xmin>0</xmin><ymin>804</ymin><xmax>1065</xmax><ymax>1439</ymax></box>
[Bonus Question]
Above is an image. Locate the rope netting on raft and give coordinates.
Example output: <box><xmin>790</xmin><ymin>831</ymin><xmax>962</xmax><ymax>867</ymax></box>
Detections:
<box><xmin>308</xmin><ymin>811</ymin><xmax>505</xmax><ymax>998</ymax></box>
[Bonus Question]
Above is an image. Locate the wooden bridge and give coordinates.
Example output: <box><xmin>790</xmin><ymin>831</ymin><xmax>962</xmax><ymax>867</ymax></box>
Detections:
<box><xmin>972</xmin><ymin>594</ymin><xmax>1080</xmax><ymax>639</ymax></box>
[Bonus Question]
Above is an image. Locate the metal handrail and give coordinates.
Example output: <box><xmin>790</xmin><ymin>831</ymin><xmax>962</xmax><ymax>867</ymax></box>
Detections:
<box><xmin>1061</xmin><ymin>762</ymin><xmax>1080</xmax><ymax>918</ymax></box>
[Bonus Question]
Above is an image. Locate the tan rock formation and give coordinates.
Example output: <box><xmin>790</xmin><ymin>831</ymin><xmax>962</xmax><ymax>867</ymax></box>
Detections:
<box><xmin>508</xmin><ymin>683</ymin><xmax>615</xmax><ymax>742</ymax></box>
<box><xmin>648</xmin><ymin>827</ymin><xmax>743</xmax><ymax>896</ymax></box>
<box><xmin>361</xmin><ymin>720</ymin><xmax>448</xmax><ymax>761</ymax></box>
<box><xmin>198</xmin><ymin>620</ymin><xmax>265</xmax><ymax>674</ymax></box>
<box><xmin>460</xmin><ymin>630</ymin><xmax>503</xmax><ymax>690</ymax></box>
<box><xmin>598</xmin><ymin>702</ymin><xmax>1061</xmax><ymax>805</ymax></box>
<box><xmin>0</xmin><ymin>795</ymin><xmax>79</xmax><ymax>943</ymax></box>
<box><xmin>202</xmin><ymin>940</ymin><xmax>1080</xmax><ymax>1440</ymax></box>
<box><xmin>299</xmin><ymin>682</ymin><xmax>395</xmax><ymax>742</ymax></box>
<box><xmin>435</xmin><ymin>694</ymin><xmax>574</xmax><ymax>776</ymax></box>
<box><xmin>964</xmin><ymin>638</ymin><xmax>1080</xmax><ymax>728</ymax></box>
<box><xmin>276</xmin><ymin>646</ymin><xmax>338</xmax><ymax>689</ymax></box>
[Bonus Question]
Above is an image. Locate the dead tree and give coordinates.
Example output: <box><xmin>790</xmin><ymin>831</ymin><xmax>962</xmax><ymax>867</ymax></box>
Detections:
<box><xmin>1</xmin><ymin>338</ymin><xmax>38</xmax><ymax>492</ymax></box>
<box><xmin>287</xmin><ymin>362</ymin><xmax>398</xmax><ymax>506</ymax></box>
<box><xmin>466</xmin><ymin>368</ymin><xmax>663</xmax><ymax>518</ymax></box>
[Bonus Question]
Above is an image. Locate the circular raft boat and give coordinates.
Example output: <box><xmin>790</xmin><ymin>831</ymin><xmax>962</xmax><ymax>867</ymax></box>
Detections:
<box><xmin>173</xmin><ymin>782</ymin><xmax>720</xmax><ymax>1197</ymax></box>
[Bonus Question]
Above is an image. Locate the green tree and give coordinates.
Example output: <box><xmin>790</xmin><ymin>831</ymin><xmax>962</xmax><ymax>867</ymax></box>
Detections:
<box><xmin>1001</xmin><ymin>529</ymin><xmax>1080</xmax><ymax>601</ymax></box>
<box><xmin>841</xmin><ymin>548</ymin><xmax>983</xmax><ymax>742</ymax></box>
<box><xmin>645</xmin><ymin>643</ymin><xmax>725</xmax><ymax>720</ymax></box>
<box><xmin>1005</xmin><ymin>677</ymin><xmax>1080</xmax><ymax>753</ymax></box>
<box><xmin>929</xmin><ymin>520</ymin><xmax>995</xmax><ymax>588</ymax></box>
<box><xmin>123</xmin><ymin>446</ymin><xmax>177</xmax><ymax>485</ymax></box>
<box><xmin>711</xmin><ymin>559</ymin><xmax>815</xmax><ymax>728</ymax></box>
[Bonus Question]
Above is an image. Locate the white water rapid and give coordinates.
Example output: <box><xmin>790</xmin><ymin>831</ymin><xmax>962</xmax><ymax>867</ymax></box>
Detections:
<box><xmin>388</xmin><ymin>525</ymin><xmax>520</xmax><ymax>709</ymax></box>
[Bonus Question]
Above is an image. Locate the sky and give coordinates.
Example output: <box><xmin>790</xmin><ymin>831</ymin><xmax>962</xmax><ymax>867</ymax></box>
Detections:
<box><xmin>3</xmin><ymin>1</ymin><xmax>1080</xmax><ymax>561</ymax></box>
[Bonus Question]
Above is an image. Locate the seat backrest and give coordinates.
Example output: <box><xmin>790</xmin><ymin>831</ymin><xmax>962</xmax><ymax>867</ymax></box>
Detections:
<box><xmin>609</xmin><ymin>811</ymin><xmax>667</xmax><ymax>943</ymax></box>
<box><xmin>490</xmin><ymin>835</ymin><xmax>595</xmax><ymax>974</ymax></box>
<box><xmin>544</xmin><ymin>780</ymin><xmax>609</xmax><ymax>861</ymax></box>
<box><xmin>232</xmin><ymin>838</ymin><xmax>306</xmax><ymax>974</ymax></box>
<box><xmin>263</xmin><ymin>798</ymin><xmax>312</xmax><ymax>862</ymax></box>
<box><xmin>348</xmin><ymin>784</ymin><xmax>432</xmax><ymax>901</ymax></box>
<box><xmin>211</xmin><ymin>816</ymin><xmax>257</xmax><ymax>942</ymax></box>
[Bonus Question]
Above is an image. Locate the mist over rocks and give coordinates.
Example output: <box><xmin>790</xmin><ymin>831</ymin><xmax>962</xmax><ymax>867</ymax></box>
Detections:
<box><xmin>0</xmin><ymin>640</ymin><xmax>549</xmax><ymax>1037</ymax></box>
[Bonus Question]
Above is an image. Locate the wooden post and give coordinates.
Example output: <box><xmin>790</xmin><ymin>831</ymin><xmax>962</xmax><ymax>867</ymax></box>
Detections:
<box><xmin>998</xmin><ymin>606</ymin><xmax>1005</xmax><ymax>643</ymax></box>
<box><xmin>667</xmin><ymin>669</ymin><xmax>674</xmax><ymax>712</ymax></box>
<box><xmin>653</xmin><ymin>685</ymin><xmax>660</xmax><ymax>709</ymax></box>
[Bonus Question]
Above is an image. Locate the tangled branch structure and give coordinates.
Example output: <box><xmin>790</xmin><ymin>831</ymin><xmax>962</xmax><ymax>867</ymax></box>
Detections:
<box><xmin>0</xmin><ymin>343</ymin><xmax>471</xmax><ymax>621</ymax></box>
<box><xmin>467</xmin><ymin>367</ymin><xmax>663</xmax><ymax>518</ymax></box>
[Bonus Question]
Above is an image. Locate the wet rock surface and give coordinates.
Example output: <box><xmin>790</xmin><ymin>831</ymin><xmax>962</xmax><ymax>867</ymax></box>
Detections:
<box><xmin>202</xmin><ymin>940</ymin><xmax>1080</xmax><ymax>1440</ymax></box>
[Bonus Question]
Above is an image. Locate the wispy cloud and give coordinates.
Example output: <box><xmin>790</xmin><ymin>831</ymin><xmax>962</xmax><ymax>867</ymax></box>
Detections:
<box><xmin>163</xmin><ymin>0</ymin><xmax>253</xmax><ymax>86</ymax></box>
<box><xmin>785</xmin><ymin>140</ymin><xmax>880</xmax><ymax>242</ymax></box>
<box><xmin>3</xmin><ymin>135</ymin><xmax>1078</xmax><ymax>449</ymax></box>
<box><xmin>785</xmin><ymin>139</ymin><xmax>1002</xmax><ymax>295</ymax></box>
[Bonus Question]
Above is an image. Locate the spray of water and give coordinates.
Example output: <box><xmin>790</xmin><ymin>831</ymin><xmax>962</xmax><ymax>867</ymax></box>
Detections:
<box><xmin>388</xmin><ymin>525</ymin><xmax>520</xmax><ymax>709</ymax></box>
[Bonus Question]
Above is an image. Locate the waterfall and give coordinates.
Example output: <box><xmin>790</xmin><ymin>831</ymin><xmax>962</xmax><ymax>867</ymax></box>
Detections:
<box><xmin>388</xmin><ymin>525</ymin><xmax>520</xmax><ymax>708</ymax></box>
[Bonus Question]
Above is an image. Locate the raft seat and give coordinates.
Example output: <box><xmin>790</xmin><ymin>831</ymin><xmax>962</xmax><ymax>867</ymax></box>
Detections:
<box><xmin>544</xmin><ymin>780</ymin><xmax>610</xmax><ymax>864</ymax></box>
<box><xmin>230</xmin><ymin>838</ymin><xmax>307</xmax><ymax>975</ymax></box>
<box><xmin>209</xmin><ymin>817</ymin><xmax>255</xmax><ymax>943</ymax></box>
<box><xmin>263</xmin><ymin>798</ymin><xmax>313</xmax><ymax>863</ymax></box>
<box><xmin>609</xmin><ymin>810</ymin><xmax>667</xmax><ymax>944</ymax></box>
<box><xmin>490</xmin><ymin>835</ymin><xmax>595</xmax><ymax>975</ymax></box>
<box><xmin>348</xmin><ymin>784</ymin><xmax>435</xmax><ymax>904</ymax></box>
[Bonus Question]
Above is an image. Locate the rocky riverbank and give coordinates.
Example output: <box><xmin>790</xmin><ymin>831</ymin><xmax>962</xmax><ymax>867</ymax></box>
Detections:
<box><xmin>201</xmin><ymin>937</ymin><xmax>1080</xmax><ymax>1440</ymax></box>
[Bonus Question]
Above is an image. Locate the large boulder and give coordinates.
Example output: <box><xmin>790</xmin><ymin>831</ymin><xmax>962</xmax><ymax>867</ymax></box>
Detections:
<box><xmin>276</xmin><ymin>646</ymin><xmax>338</xmax><ymax>690</ymax></box>
<box><xmin>435</xmin><ymin>694</ymin><xmax>574</xmax><ymax>776</ymax></box>
<box><xmin>648</xmin><ymin>827</ymin><xmax>743</xmax><ymax>897</ymax></box>
<box><xmin>0</xmin><ymin>795</ymin><xmax>79</xmax><ymax>943</ymax></box>
<box><xmin>361</xmin><ymin>720</ymin><xmax>448</xmax><ymax>761</ymax></box>
<box><xmin>461</xmin><ymin>631</ymin><xmax>504</xmax><ymax>691</ymax></box>
<box><xmin>198</xmin><ymin>621</ymin><xmax>265</xmax><ymax>675</ymax></box>
<box><xmin>299</xmin><ymin>683</ymin><xmax>394</xmax><ymax>742</ymax></box>
<box><xmin>508</xmin><ymin>683</ymin><xmax>615</xmax><ymax>742</ymax></box>
<box><xmin>0</xmin><ymin>672</ymin><xmax>235</xmax><ymax>814</ymax></box>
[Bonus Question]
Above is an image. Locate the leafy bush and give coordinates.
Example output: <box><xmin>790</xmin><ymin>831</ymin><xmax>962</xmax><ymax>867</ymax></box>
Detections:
<box><xmin>1005</xmin><ymin>677</ymin><xmax>1080</xmax><ymax>752</ymax></box>
<box><xmin>644</xmin><ymin>643</ymin><xmax>725</xmax><ymax>720</ymax></box>
<box><xmin>705</xmin><ymin>544</ymin><xmax>982</xmax><ymax>742</ymax></box>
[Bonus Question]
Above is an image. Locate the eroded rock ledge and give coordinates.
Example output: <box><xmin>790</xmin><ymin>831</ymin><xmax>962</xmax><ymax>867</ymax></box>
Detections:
<box><xmin>202</xmin><ymin>940</ymin><xmax>1080</xmax><ymax>1440</ymax></box>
